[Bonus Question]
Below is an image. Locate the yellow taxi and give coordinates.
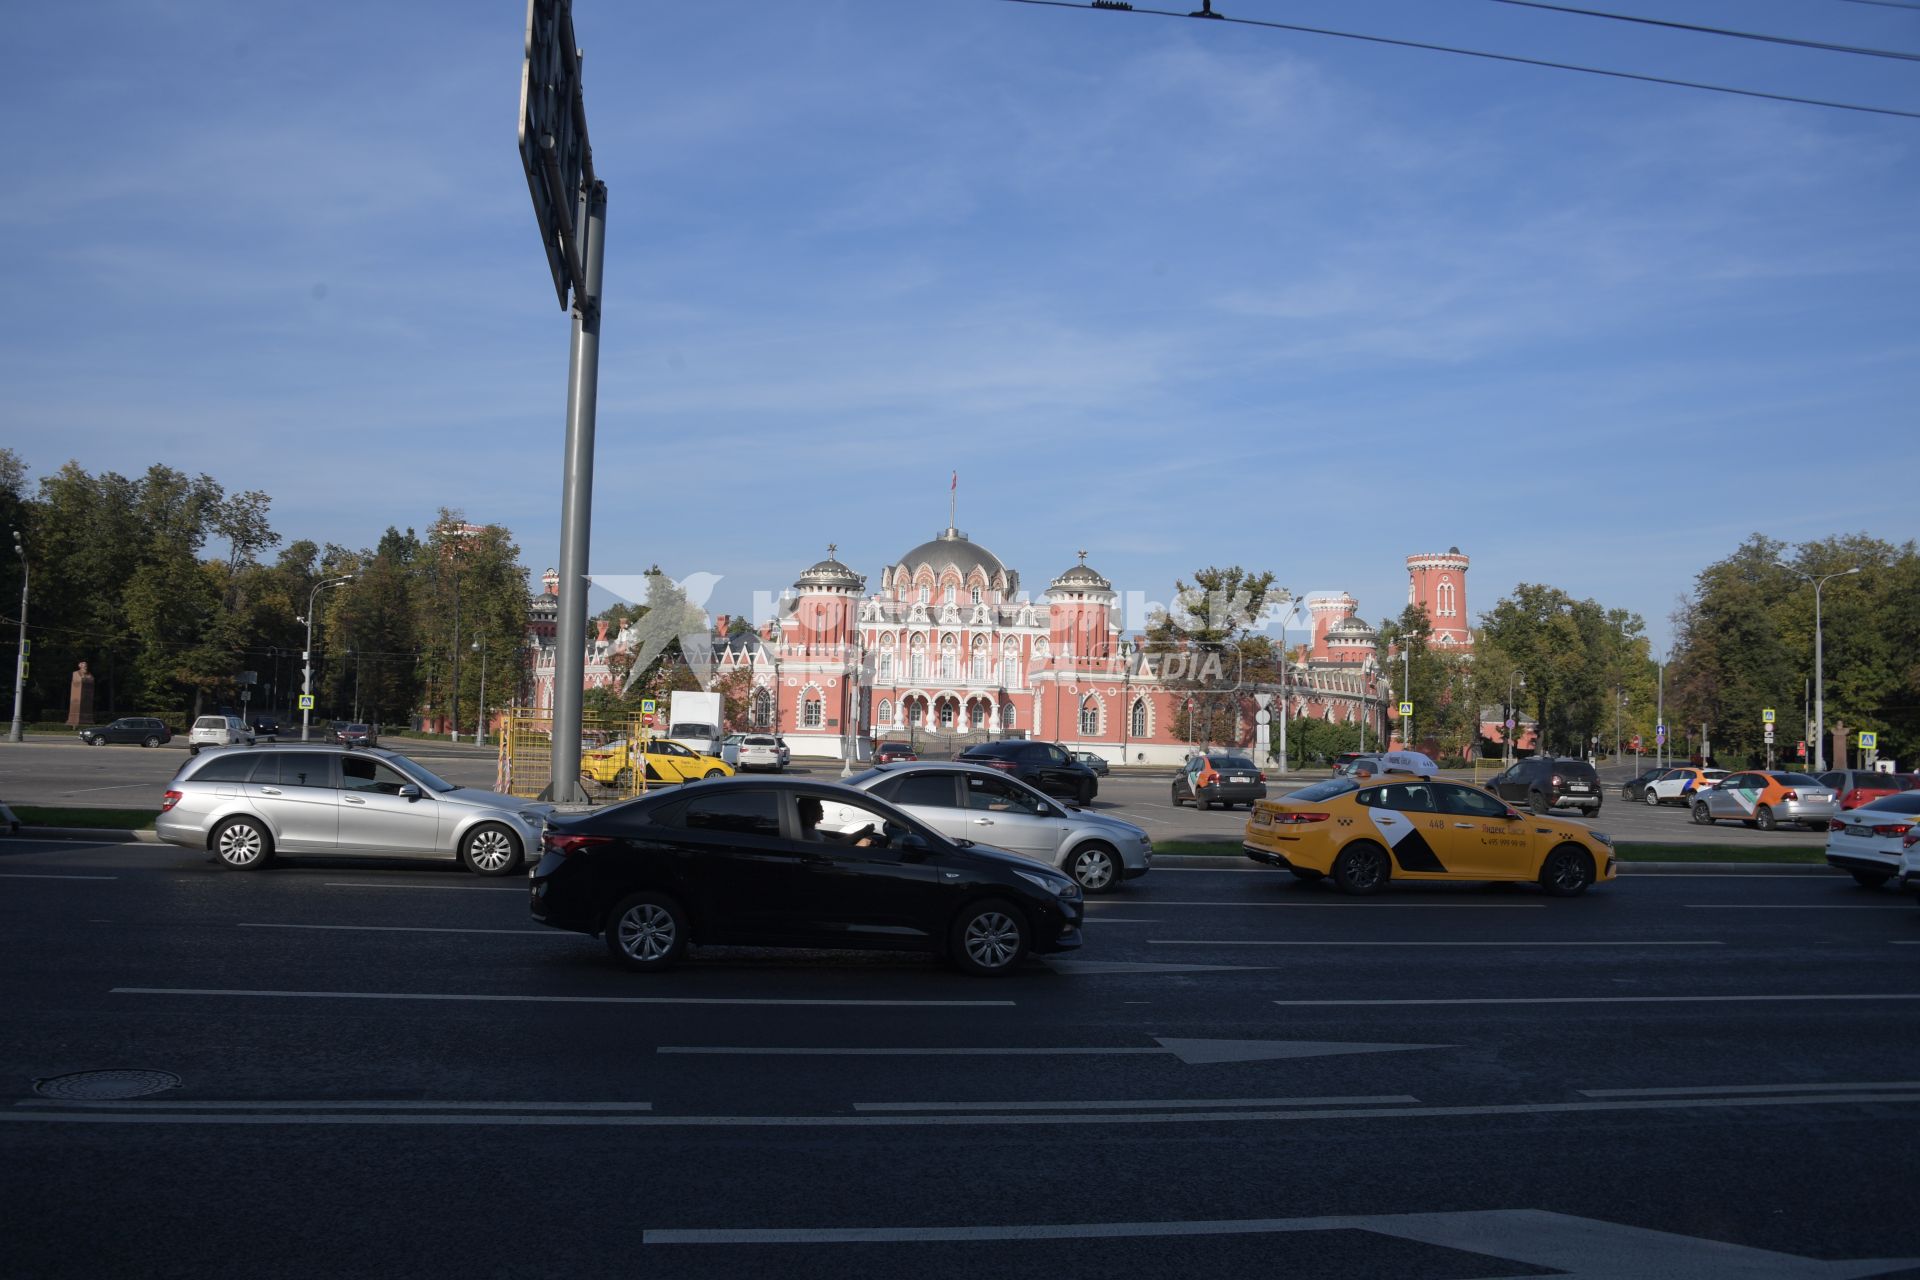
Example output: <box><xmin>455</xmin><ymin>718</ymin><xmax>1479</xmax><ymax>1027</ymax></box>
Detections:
<box><xmin>1244</xmin><ymin>774</ymin><xmax>1616</xmax><ymax>896</ymax></box>
<box><xmin>580</xmin><ymin>737</ymin><xmax>734</xmax><ymax>787</ymax></box>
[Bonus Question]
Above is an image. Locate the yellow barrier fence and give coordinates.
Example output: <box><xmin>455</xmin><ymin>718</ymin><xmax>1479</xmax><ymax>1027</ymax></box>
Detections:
<box><xmin>496</xmin><ymin>715</ymin><xmax>650</xmax><ymax>802</ymax></box>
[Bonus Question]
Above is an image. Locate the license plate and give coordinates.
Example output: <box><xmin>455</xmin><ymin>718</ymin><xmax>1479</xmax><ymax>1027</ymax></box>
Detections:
<box><xmin>1253</xmin><ymin>811</ymin><xmax>1271</xmax><ymax>826</ymax></box>
<box><xmin>1567</xmin><ymin>785</ymin><xmax>1591</xmax><ymax>792</ymax></box>
<box><xmin>1231</xmin><ymin>775</ymin><xmax>1251</xmax><ymax>783</ymax></box>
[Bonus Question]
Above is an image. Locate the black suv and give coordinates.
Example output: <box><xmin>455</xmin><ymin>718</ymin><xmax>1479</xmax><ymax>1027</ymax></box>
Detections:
<box><xmin>956</xmin><ymin>740</ymin><xmax>1099</xmax><ymax>804</ymax></box>
<box><xmin>77</xmin><ymin>717</ymin><xmax>173</xmax><ymax>747</ymax></box>
<box><xmin>1487</xmin><ymin>757</ymin><xmax>1602</xmax><ymax>815</ymax></box>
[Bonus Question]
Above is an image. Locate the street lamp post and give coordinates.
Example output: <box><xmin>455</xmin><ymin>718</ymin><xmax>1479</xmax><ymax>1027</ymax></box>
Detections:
<box><xmin>298</xmin><ymin>574</ymin><xmax>355</xmax><ymax>741</ymax></box>
<box><xmin>1777</xmin><ymin>564</ymin><xmax>1861</xmax><ymax>772</ymax></box>
<box><xmin>1276</xmin><ymin>598</ymin><xmax>1301</xmax><ymax>775</ymax></box>
<box><xmin>472</xmin><ymin>637</ymin><xmax>489</xmax><ymax>747</ymax></box>
<box><xmin>1507</xmin><ymin>670</ymin><xmax>1526</xmax><ymax>765</ymax></box>
<box><xmin>8</xmin><ymin>529</ymin><xmax>26</xmax><ymax>743</ymax></box>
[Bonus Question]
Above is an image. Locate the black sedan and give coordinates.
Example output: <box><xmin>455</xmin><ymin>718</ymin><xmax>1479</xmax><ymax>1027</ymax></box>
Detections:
<box><xmin>530</xmin><ymin>778</ymin><xmax>1084</xmax><ymax>975</ymax></box>
<box><xmin>1172</xmin><ymin>753</ymin><xmax>1268</xmax><ymax>810</ymax></box>
<box><xmin>1621</xmin><ymin>766</ymin><xmax>1667</xmax><ymax>801</ymax></box>
<box><xmin>77</xmin><ymin>717</ymin><xmax>173</xmax><ymax>747</ymax></box>
<box><xmin>955</xmin><ymin>740</ymin><xmax>1099</xmax><ymax>804</ymax></box>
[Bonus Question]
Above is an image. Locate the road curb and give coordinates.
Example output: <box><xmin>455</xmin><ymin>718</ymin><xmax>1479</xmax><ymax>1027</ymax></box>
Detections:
<box><xmin>1151</xmin><ymin>853</ymin><xmax>1830</xmax><ymax>874</ymax></box>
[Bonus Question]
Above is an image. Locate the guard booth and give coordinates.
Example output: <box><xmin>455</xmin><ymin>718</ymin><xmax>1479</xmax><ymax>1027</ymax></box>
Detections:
<box><xmin>496</xmin><ymin>714</ymin><xmax>649</xmax><ymax>801</ymax></box>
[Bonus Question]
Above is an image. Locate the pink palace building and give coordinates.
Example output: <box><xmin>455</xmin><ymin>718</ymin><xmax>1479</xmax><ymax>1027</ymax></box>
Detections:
<box><xmin>678</xmin><ymin>525</ymin><xmax>1481</xmax><ymax>764</ymax></box>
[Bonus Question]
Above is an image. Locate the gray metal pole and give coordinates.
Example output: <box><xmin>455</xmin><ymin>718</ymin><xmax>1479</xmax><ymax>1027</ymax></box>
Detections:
<box><xmin>1813</xmin><ymin>579</ymin><xmax>1825</xmax><ymax>773</ymax></box>
<box><xmin>302</xmin><ymin>610</ymin><xmax>314</xmax><ymax>742</ymax></box>
<box><xmin>450</xmin><ymin>567</ymin><xmax>460</xmax><ymax>743</ymax></box>
<box><xmin>547</xmin><ymin>179</ymin><xmax>607</xmax><ymax>804</ymax></box>
<box><xmin>8</xmin><ymin>531</ymin><xmax>26</xmax><ymax>743</ymax></box>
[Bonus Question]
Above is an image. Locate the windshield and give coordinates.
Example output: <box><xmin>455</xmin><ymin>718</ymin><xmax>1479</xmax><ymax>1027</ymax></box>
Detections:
<box><xmin>391</xmin><ymin>755</ymin><xmax>458</xmax><ymax>793</ymax></box>
<box><xmin>1286</xmin><ymin>777</ymin><xmax>1361</xmax><ymax>803</ymax></box>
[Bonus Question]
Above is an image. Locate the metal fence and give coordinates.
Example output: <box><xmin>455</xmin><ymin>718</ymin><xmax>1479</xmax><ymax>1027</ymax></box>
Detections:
<box><xmin>496</xmin><ymin>714</ymin><xmax>649</xmax><ymax>801</ymax></box>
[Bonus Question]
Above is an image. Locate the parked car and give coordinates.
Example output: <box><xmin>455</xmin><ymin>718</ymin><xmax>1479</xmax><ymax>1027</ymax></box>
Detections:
<box><xmin>326</xmin><ymin>720</ymin><xmax>353</xmax><ymax>744</ymax></box>
<box><xmin>187</xmin><ymin>714</ymin><xmax>254</xmax><ymax>756</ymax></box>
<box><xmin>1818</xmin><ymin>769</ymin><xmax>1914</xmax><ymax>811</ymax></box>
<box><xmin>1824</xmin><ymin>792</ymin><xmax>1920</xmax><ymax>888</ymax></box>
<box><xmin>1330</xmin><ymin>751</ymin><xmax>1366</xmax><ymax>774</ymax></box>
<box><xmin>529</xmin><ymin>778</ymin><xmax>1084</xmax><ymax>974</ymax></box>
<box><xmin>1244</xmin><ymin>774</ymin><xmax>1615</xmax><ymax>896</ymax></box>
<box><xmin>1335</xmin><ymin>750</ymin><xmax>1438</xmax><ymax>782</ymax></box>
<box><xmin>1172</xmin><ymin>753</ymin><xmax>1268</xmax><ymax>810</ymax></box>
<box><xmin>1691</xmin><ymin>770</ymin><xmax>1836</xmax><ymax>831</ymax></box>
<box><xmin>873</xmin><ymin>741</ymin><xmax>918</xmax><ymax>764</ymax></box>
<box><xmin>248</xmin><ymin>715</ymin><xmax>282</xmax><ymax>741</ymax></box>
<box><xmin>335</xmin><ymin>723</ymin><xmax>378</xmax><ymax>748</ymax></box>
<box><xmin>956</xmin><ymin>740</ymin><xmax>1098</xmax><ymax>804</ymax></box>
<box><xmin>735</xmin><ymin>733</ymin><xmax>785</xmax><ymax>772</ymax></box>
<box><xmin>1643</xmin><ymin>766</ymin><xmax>1730</xmax><ymax>806</ymax></box>
<box><xmin>156</xmin><ymin>744</ymin><xmax>550</xmax><ymax>875</ymax></box>
<box><xmin>846</xmin><ymin>761</ymin><xmax>1151</xmax><ymax>892</ymax></box>
<box><xmin>1484</xmin><ymin>757</ymin><xmax>1602</xmax><ymax>815</ymax></box>
<box><xmin>77</xmin><ymin>717</ymin><xmax>172</xmax><ymax>748</ymax></box>
<box><xmin>1620</xmin><ymin>767</ymin><xmax>1668</xmax><ymax>801</ymax></box>
<box><xmin>1070</xmin><ymin>750</ymin><xmax>1110</xmax><ymax>777</ymax></box>
<box><xmin>580</xmin><ymin>737</ymin><xmax>734</xmax><ymax>787</ymax></box>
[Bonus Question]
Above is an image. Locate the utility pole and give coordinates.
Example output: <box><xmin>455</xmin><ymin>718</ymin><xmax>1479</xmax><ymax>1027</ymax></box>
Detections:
<box><xmin>1777</xmin><ymin>563</ymin><xmax>1861</xmax><ymax>772</ymax></box>
<box><xmin>8</xmin><ymin>529</ymin><xmax>26</xmax><ymax>743</ymax></box>
<box><xmin>472</xmin><ymin>637</ymin><xmax>489</xmax><ymax>746</ymax></box>
<box><xmin>299</xmin><ymin>574</ymin><xmax>354</xmax><ymax>741</ymax></box>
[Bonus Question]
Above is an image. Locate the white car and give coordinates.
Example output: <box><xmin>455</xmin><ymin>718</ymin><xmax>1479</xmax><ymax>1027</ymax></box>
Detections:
<box><xmin>188</xmin><ymin>714</ymin><xmax>255</xmax><ymax>755</ymax></box>
<box><xmin>1825</xmin><ymin>793</ymin><xmax>1920</xmax><ymax>889</ymax></box>
<box><xmin>1644</xmin><ymin>767</ymin><xmax>1729</xmax><ymax>805</ymax></box>
<box><xmin>735</xmin><ymin>733</ymin><xmax>785</xmax><ymax>772</ymax></box>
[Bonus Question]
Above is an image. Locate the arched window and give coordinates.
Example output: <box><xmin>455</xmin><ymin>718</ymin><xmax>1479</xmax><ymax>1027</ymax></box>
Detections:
<box><xmin>803</xmin><ymin>694</ymin><xmax>823</xmax><ymax>728</ymax></box>
<box><xmin>1001</xmin><ymin>638</ymin><xmax>1020</xmax><ymax>688</ymax></box>
<box><xmin>970</xmin><ymin>587</ymin><xmax>982</xmax><ymax>606</ymax></box>
<box><xmin>907</xmin><ymin>697</ymin><xmax>924</xmax><ymax>726</ymax></box>
<box><xmin>969</xmin><ymin>700</ymin><xmax>987</xmax><ymax>730</ymax></box>
<box><xmin>939</xmin><ymin>634</ymin><xmax>958</xmax><ymax>681</ymax></box>
<box><xmin>1001</xmin><ymin>703</ymin><xmax>1016</xmax><ymax>730</ymax></box>
<box><xmin>970</xmin><ymin>635</ymin><xmax>989</xmax><ymax>682</ymax></box>
<box><xmin>909</xmin><ymin>634</ymin><xmax>927</xmax><ymax>681</ymax></box>
<box><xmin>749</xmin><ymin>686</ymin><xmax>773</xmax><ymax>729</ymax></box>
<box><xmin>919</xmin><ymin>585</ymin><xmax>930</xmax><ymax>604</ymax></box>
<box><xmin>939</xmin><ymin>699</ymin><xmax>956</xmax><ymax>729</ymax></box>
<box><xmin>877</xmin><ymin>698</ymin><xmax>893</xmax><ymax>726</ymax></box>
<box><xmin>1130</xmin><ymin>697</ymin><xmax>1148</xmax><ymax>737</ymax></box>
<box><xmin>876</xmin><ymin>649</ymin><xmax>893</xmax><ymax>682</ymax></box>
<box><xmin>1079</xmin><ymin>695</ymin><xmax>1100</xmax><ymax>736</ymax></box>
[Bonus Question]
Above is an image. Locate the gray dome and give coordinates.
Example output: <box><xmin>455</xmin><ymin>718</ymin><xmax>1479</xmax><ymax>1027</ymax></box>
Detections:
<box><xmin>1049</xmin><ymin>558</ymin><xmax>1111</xmax><ymax>592</ymax></box>
<box><xmin>795</xmin><ymin>553</ymin><xmax>865</xmax><ymax>592</ymax></box>
<box><xmin>895</xmin><ymin>528</ymin><xmax>1015</xmax><ymax>589</ymax></box>
<box><xmin>1329</xmin><ymin>615</ymin><xmax>1377</xmax><ymax>637</ymax></box>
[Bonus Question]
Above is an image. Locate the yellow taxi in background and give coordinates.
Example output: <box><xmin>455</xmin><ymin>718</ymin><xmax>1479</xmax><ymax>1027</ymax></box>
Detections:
<box><xmin>1244</xmin><ymin>775</ymin><xmax>1616</xmax><ymax>896</ymax></box>
<box><xmin>581</xmin><ymin>737</ymin><xmax>734</xmax><ymax>787</ymax></box>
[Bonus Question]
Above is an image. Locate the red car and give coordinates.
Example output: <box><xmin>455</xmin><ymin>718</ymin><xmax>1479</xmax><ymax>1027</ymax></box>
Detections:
<box><xmin>873</xmin><ymin>742</ymin><xmax>917</xmax><ymax>764</ymax></box>
<box><xmin>1818</xmin><ymin>769</ymin><xmax>1914</xmax><ymax>810</ymax></box>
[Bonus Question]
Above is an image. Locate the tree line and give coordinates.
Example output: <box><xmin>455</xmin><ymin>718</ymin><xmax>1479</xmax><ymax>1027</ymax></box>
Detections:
<box><xmin>0</xmin><ymin>450</ymin><xmax>530</xmax><ymax>731</ymax></box>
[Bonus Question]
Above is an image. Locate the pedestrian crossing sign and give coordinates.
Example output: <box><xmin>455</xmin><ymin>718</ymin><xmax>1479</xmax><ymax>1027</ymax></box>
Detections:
<box><xmin>1860</xmin><ymin>731</ymin><xmax>1878</xmax><ymax>749</ymax></box>
<box><xmin>1762</xmin><ymin>708</ymin><xmax>1775</xmax><ymax>724</ymax></box>
<box><xmin>298</xmin><ymin>695</ymin><xmax>315</xmax><ymax>710</ymax></box>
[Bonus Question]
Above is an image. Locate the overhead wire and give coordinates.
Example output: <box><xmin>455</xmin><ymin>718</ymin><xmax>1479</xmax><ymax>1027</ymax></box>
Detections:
<box><xmin>1477</xmin><ymin>0</ymin><xmax>1920</xmax><ymax>62</ymax></box>
<box><xmin>997</xmin><ymin>0</ymin><xmax>1920</xmax><ymax>120</ymax></box>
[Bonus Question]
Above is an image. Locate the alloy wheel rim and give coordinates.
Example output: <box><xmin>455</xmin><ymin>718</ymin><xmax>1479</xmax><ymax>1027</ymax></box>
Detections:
<box><xmin>1352</xmin><ymin>850</ymin><xmax>1384</xmax><ymax>889</ymax></box>
<box><xmin>618</xmin><ymin>904</ymin><xmax>676</xmax><ymax>961</ymax></box>
<box><xmin>469</xmin><ymin>829</ymin><xmax>514</xmax><ymax>871</ymax></box>
<box><xmin>219</xmin><ymin>826</ymin><xmax>262</xmax><ymax>865</ymax></box>
<box><xmin>965</xmin><ymin>912</ymin><xmax>1020</xmax><ymax>969</ymax></box>
<box><xmin>1074</xmin><ymin>850</ymin><xmax>1114</xmax><ymax>890</ymax></box>
<box><xmin>1551</xmin><ymin>852</ymin><xmax>1586</xmax><ymax>890</ymax></box>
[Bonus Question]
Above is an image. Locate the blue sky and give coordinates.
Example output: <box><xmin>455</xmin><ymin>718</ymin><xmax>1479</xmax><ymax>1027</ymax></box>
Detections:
<box><xmin>4</xmin><ymin>0</ymin><xmax>1916</xmax><ymax>650</ymax></box>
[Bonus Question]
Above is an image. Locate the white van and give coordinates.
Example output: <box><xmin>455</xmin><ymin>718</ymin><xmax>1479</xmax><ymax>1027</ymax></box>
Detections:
<box><xmin>188</xmin><ymin>714</ymin><xmax>255</xmax><ymax>755</ymax></box>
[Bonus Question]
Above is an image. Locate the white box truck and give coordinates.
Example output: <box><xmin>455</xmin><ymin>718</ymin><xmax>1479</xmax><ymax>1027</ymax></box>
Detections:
<box><xmin>667</xmin><ymin>690</ymin><xmax>725</xmax><ymax>760</ymax></box>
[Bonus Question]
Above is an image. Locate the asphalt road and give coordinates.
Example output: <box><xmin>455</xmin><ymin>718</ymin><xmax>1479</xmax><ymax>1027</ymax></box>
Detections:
<box><xmin>2</xmin><ymin>835</ymin><xmax>1915</xmax><ymax>1278</ymax></box>
<box><xmin>2</xmin><ymin>738</ymin><xmax>1823</xmax><ymax>847</ymax></box>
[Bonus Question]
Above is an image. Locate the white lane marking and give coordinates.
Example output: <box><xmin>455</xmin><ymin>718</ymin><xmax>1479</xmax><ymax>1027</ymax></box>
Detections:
<box><xmin>0</xmin><ymin>873</ymin><xmax>119</xmax><ymax>881</ymax></box>
<box><xmin>239</xmin><ymin>922</ymin><xmax>558</xmax><ymax>937</ymax></box>
<box><xmin>1080</xmin><ymin>918</ymin><xmax>1159</xmax><ymax>924</ymax></box>
<box><xmin>324</xmin><ymin>882</ymin><xmax>524</xmax><ymax>892</ymax></box>
<box><xmin>639</xmin><ymin>1206</ymin><xmax>1920</xmax><ymax>1276</ymax></box>
<box><xmin>1086</xmin><ymin>900</ymin><xmax>1545</xmax><ymax>909</ymax></box>
<box><xmin>1274</xmin><ymin>993</ymin><xmax>1920</xmax><ymax>1007</ymax></box>
<box><xmin>660</xmin><ymin>1038</ymin><xmax>1446</xmax><ymax>1065</ymax></box>
<box><xmin>8</xmin><ymin>1092</ymin><xmax>1919</xmax><ymax>1132</ymax></box>
<box><xmin>1891</xmin><ymin>941</ymin><xmax>1920</xmax><ymax>946</ymax></box>
<box><xmin>112</xmin><ymin>987</ymin><xmax>1013</xmax><ymax>1008</ymax></box>
<box><xmin>1686</xmin><ymin>903</ymin><xmax>1913</xmax><ymax>910</ymax></box>
<box><xmin>17</xmin><ymin>1100</ymin><xmax>653</xmax><ymax>1111</ymax></box>
<box><xmin>55</xmin><ymin>782</ymin><xmax>155</xmax><ymax>795</ymax></box>
<box><xmin>1040</xmin><ymin>959</ymin><xmax>1260</xmax><ymax>975</ymax></box>
<box><xmin>1580</xmin><ymin>1082</ymin><xmax>1920</xmax><ymax>1098</ymax></box>
<box><xmin>1155</xmin><ymin>940</ymin><xmax>1723</xmax><ymax>947</ymax></box>
<box><xmin>853</xmin><ymin>1095</ymin><xmax>1420</xmax><ymax>1112</ymax></box>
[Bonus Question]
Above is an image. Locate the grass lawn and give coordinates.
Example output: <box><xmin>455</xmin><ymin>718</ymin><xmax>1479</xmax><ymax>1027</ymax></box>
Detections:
<box><xmin>1150</xmin><ymin>838</ymin><xmax>1824</xmax><ymax>864</ymax></box>
<box><xmin>12</xmin><ymin>806</ymin><xmax>159</xmax><ymax>830</ymax></box>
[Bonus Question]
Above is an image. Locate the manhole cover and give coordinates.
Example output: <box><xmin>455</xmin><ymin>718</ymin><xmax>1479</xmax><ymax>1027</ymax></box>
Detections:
<box><xmin>33</xmin><ymin>1069</ymin><xmax>181</xmax><ymax>1100</ymax></box>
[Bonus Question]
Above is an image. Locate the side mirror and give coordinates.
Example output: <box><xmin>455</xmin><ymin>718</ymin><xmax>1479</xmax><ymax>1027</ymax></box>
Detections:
<box><xmin>398</xmin><ymin>784</ymin><xmax>422</xmax><ymax>801</ymax></box>
<box><xmin>895</xmin><ymin>829</ymin><xmax>930</xmax><ymax>857</ymax></box>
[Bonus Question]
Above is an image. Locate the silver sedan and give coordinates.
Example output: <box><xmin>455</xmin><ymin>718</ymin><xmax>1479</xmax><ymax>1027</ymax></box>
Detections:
<box><xmin>156</xmin><ymin>744</ymin><xmax>550</xmax><ymax>875</ymax></box>
<box><xmin>1692</xmin><ymin>770</ymin><xmax>1838</xmax><ymax>831</ymax></box>
<box><xmin>839</xmin><ymin>760</ymin><xmax>1152</xmax><ymax>893</ymax></box>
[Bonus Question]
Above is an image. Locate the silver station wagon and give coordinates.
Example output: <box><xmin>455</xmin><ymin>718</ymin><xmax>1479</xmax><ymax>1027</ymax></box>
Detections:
<box><xmin>157</xmin><ymin>744</ymin><xmax>550</xmax><ymax>875</ymax></box>
<box><xmin>840</xmin><ymin>760</ymin><xmax>1152</xmax><ymax>893</ymax></box>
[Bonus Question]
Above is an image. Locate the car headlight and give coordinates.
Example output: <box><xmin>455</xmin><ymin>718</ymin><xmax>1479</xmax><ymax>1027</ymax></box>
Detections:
<box><xmin>1015</xmin><ymin>868</ymin><xmax>1080</xmax><ymax>900</ymax></box>
<box><xmin>1588</xmin><ymin>830</ymin><xmax>1613</xmax><ymax>847</ymax></box>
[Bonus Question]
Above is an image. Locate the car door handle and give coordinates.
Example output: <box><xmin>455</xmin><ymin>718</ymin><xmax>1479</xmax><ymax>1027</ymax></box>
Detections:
<box><xmin>972</xmin><ymin>817</ymin><xmax>994</xmax><ymax>825</ymax></box>
<box><xmin>259</xmin><ymin>787</ymin><xmax>282</xmax><ymax>796</ymax></box>
<box><xmin>1453</xmin><ymin>823</ymin><xmax>1476</xmax><ymax>829</ymax></box>
<box><xmin>343</xmin><ymin>796</ymin><xmax>367</xmax><ymax>805</ymax></box>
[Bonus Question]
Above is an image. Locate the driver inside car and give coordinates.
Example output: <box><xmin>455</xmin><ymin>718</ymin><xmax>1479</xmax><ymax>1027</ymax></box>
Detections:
<box><xmin>796</xmin><ymin>795</ymin><xmax>881</xmax><ymax>848</ymax></box>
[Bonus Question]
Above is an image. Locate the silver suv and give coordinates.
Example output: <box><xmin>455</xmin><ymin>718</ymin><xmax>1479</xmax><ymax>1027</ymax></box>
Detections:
<box><xmin>841</xmin><ymin>761</ymin><xmax>1151</xmax><ymax>893</ymax></box>
<box><xmin>157</xmin><ymin>744</ymin><xmax>550</xmax><ymax>875</ymax></box>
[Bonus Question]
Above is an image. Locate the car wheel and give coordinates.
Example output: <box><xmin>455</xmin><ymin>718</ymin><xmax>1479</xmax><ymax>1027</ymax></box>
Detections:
<box><xmin>1539</xmin><ymin>844</ymin><xmax>1595</xmax><ymax>897</ymax></box>
<box><xmin>1331</xmin><ymin>841</ymin><xmax>1391</xmax><ymax>896</ymax></box>
<box><xmin>1288</xmin><ymin>868</ymin><xmax>1326</xmax><ymax>883</ymax></box>
<box><xmin>1067</xmin><ymin>843</ymin><xmax>1120</xmax><ymax>894</ymax></box>
<box><xmin>1755</xmin><ymin>804</ymin><xmax>1777</xmax><ymax>832</ymax></box>
<box><xmin>1644</xmin><ymin>789</ymin><xmax>1661</xmax><ymax>806</ymax></box>
<box><xmin>1076</xmin><ymin>781</ymin><xmax>1094</xmax><ymax>806</ymax></box>
<box><xmin>188</xmin><ymin>745</ymin><xmax>200</xmax><ymax>756</ymax></box>
<box><xmin>142</xmin><ymin>736</ymin><xmax>162</xmax><ymax>748</ymax></box>
<box><xmin>212</xmin><ymin>817</ymin><xmax>274</xmax><ymax>870</ymax></box>
<box><xmin>950</xmin><ymin>898</ymin><xmax>1029</xmax><ymax>976</ymax></box>
<box><xmin>1528</xmin><ymin>790</ymin><xmax>1549</xmax><ymax>815</ymax></box>
<box><xmin>1850</xmin><ymin>870</ymin><xmax>1891</xmax><ymax>889</ymax></box>
<box><xmin>459</xmin><ymin>823</ymin><xmax>522</xmax><ymax>876</ymax></box>
<box><xmin>605</xmin><ymin>892</ymin><xmax>689</xmax><ymax>972</ymax></box>
<box><xmin>703</xmin><ymin>768</ymin><xmax>725</xmax><ymax>780</ymax></box>
<box><xmin>1170</xmin><ymin>786</ymin><xmax>1185</xmax><ymax>807</ymax></box>
<box><xmin>90</xmin><ymin>736</ymin><xmax>106</xmax><ymax>747</ymax></box>
<box><xmin>1692</xmin><ymin>801</ymin><xmax>1714</xmax><ymax>825</ymax></box>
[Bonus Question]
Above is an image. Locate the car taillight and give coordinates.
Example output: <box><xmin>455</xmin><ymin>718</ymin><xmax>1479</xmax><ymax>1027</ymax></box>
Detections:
<box><xmin>1272</xmin><ymin>812</ymin><xmax>1331</xmax><ymax>825</ymax></box>
<box><xmin>542</xmin><ymin>833</ymin><xmax>614</xmax><ymax>857</ymax></box>
<box><xmin>160</xmin><ymin>790</ymin><xmax>182</xmax><ymax>813</ymax></box>
<box><xmin>985</xmin><ymin>760</ymin><xmax>1018</xmax><ymax>772</ymax></box>
<box><xmin>1781</xmin><ymin>790</ymin><xmax>1799</xmax><ymax>802</ymax></box>
<box><xmin>1871</xmin><ymin>823</ymin><xmax>1912</xmax><ymax>838</ymax></box>
<box><xmin>1829</xmin><ymin>818</ymin><xmax>1845</xmax><ymax>831</ymax></box>
<box><xmin>1256</xmin><ymin>772</ymin><xmax>1266</xmax><ymax>783</ymax></box>
<box><xmin>1906</xmin><ymin>831</ymin><xmax>1920</xmax><ymax>849</ymax></box>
